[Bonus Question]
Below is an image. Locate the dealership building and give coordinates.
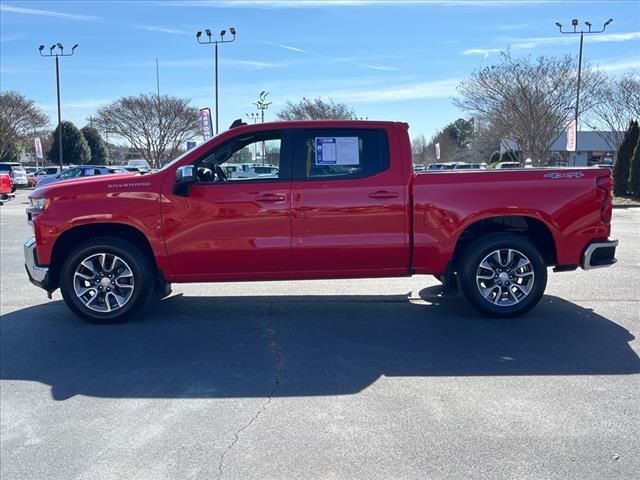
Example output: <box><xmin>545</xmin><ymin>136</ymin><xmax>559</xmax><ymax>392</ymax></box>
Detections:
<box><xmin>501</xmin><ymin>131</ymin><xmax>621</xmax><ymax>166</ymax></box>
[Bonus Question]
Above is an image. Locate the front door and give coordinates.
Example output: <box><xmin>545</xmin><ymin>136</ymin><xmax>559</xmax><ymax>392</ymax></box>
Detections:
<box><xmin>163</xmin><ymin>130</ymin><xmax>293</xmax><ymax>280</ymax></box>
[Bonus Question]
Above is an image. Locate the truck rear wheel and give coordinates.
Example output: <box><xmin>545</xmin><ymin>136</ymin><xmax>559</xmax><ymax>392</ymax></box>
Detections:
<box><xmin>60</xmin><ymin>237</ymin><xmax>155</xmax><ymax>323</ymax></box>
<box><xmin>458</xmin><ymin>233</ymin><xmax>547</xmax><ymax>318</ymax></box>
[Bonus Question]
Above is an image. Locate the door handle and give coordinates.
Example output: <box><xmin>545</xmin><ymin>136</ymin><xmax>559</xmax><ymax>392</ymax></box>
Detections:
<box><xmin>255</xmin><ymin>194</ymin><xmax>286</xmax><ymax>202</ymax></box>
<box><xmin>369</xmin><ymin>191</ymin><xmax>399</xmax><ymax>199</ymax></box>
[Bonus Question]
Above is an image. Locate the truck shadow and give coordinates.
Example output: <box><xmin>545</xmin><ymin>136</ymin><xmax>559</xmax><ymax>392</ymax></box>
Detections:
<box><xmin>1</xmin><ymin>287</ymin><xmax>638</xmax><ymax>400</ymax></box>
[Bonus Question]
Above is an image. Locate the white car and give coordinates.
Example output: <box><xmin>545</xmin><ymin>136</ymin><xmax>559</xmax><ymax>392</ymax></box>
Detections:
<box><xmin>0</xmin><ymin>162</ymin><xmax>28</xmax><ymax>187</ymax></box>
<box><xmin>495</xmin><ymin>161</ymin><xmax>521</xmax><ymax>169</ymax></box>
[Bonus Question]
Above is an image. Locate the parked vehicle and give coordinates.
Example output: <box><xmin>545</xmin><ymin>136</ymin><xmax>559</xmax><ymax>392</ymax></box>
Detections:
<box><xmin>24</xmin><ymin>167</ymin><xmax>39</xmax><ymax>187</ymax></box>
<box><xmin>0</xmin><ymin>162</ymin><xmax>29</xmax><ymax>187</ymax></box>
<box><xmin>235</xmin><ymin>165</ymin><xmax>280</xmax><ymax>178</ymax></box>
<box><xmin>25</xmin><ymin>120</ymin><xmax>617</xmax><ymax>323</ymax></box>
<box><xmin>453</xmin><ymin>162</ymin><xmax>488</xmax><ymax>170</ymax></box>
<box><xmin>427</xmin><ymin>162</ymin><xmax>460</xmax><ymax>171</ymax></box>
<box><xmin>35</xmin><ymin>166</ymin><xmax>64</xmax><ymax>177</ymax></box>
<box><xmin>127</xmin><ymin>159</ymin><xmax>151</xmax><ymax>173</ymax></box>
<box><xmin>35</xmin><ymin>165</ymin><xmax>131</xmax><ymax>188</ymax></box>
<box><xmin>495</xmin><ymin>161</ymin><xmax>521</xmax><ymax>169</ymax></box>
<box><xmin>0</xmin><ymin>173</ymin><xmax>15</xmax><ymax>204</ymax></box>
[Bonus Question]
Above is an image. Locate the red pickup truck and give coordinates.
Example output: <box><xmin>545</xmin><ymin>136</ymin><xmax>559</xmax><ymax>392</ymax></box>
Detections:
<box><xmin>25</xmin><ymin>120</ymin><xmax>617</xmax><ymax>322</ymax></box>
<box><xmin>1</xmin><ymin>173</ymin><xmax>15</xmax><ymax>204</ymax></box>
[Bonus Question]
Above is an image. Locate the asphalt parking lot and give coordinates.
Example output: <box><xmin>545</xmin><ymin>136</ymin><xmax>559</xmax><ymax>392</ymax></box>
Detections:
<box><xmin>1</xmin><ymin>190</ymin><xmax>639</xmax><ymax>480</ymax></box>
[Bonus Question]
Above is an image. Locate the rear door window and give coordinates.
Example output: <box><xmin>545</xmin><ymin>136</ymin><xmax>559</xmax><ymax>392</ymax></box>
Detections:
<box><xmin>292</xmin><ymin>129</ymin><xmax>389</xmax><ymax>180</ymax></box>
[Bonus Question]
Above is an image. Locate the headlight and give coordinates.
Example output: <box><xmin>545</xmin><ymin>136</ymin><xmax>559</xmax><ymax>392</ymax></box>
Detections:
<box><xmin>28</xmin><ymin>197</ymin><xmax>51</xmax><ymax>212</ymax></box>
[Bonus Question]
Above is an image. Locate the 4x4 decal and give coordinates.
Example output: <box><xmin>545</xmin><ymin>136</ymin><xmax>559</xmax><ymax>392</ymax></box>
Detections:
<box><xmin>544</xmin><ymin>172</ymin><xmax>585</xmax><ymax>179</ymax></box>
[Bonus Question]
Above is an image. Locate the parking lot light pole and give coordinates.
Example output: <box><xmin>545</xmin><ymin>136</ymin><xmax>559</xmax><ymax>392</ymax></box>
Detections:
<box><xmin>196</xmin><ymin>27</ymin><xmax>236</xmax><ymax>135</ymax></box>
<box><xmin>39</xmin><ymin>43</ymin><xmax>78</xmax><ymax>168</ymax></box>
<box><xmin>253</xmin><ymin>91</ymin><xmax>272</xmax><ymax>123</ymax></box>
<box><xmin>555</xmin><ymin>18</ymin><xmax>613</xmax><ymax>156</ymax></box>
<box><xmin>246</xmin><ymin>112</ymin><xmax>260</xmax><ymax>124</ymax></box>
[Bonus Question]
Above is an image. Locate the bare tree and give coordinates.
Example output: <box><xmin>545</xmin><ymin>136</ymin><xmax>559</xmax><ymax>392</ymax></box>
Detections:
<box><xmin>277</xmin><ymin>97</ymin><xmax>356</xmax><ymax>121</ymax></box>
<box><xmin>0</xmin><ymin>91</ymin><xmax>49</xmax><ymax>162</ymax></box>
<box><xmin>93</xmin><ymin>94</ymin><xmax>199</xmax><ymax>168</ymax></box>
<box><xmin>586</xmin><ymin>73</ymin><xmax>640</xmax><ymax>153</ymax></box>
<box><xmin>471</xmin><ymin>118</ymin><xmax>503</xmax><ymax>164</ymax></box>
<box><xmin>455</xmin><ymin>51</ymin><xmax>604</xmax><ymax>166</ymax></box>
<box><xmin>411</xmin><ymin>134</ymin><xmax>430</xmax><ymax>165</ymax></box>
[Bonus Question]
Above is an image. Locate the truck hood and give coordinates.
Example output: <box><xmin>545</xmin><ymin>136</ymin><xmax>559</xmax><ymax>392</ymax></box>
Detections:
<box><xmin>32</xmin><ymin>172</ymin><xmax>143</xmax><ymax>197</ymax></box>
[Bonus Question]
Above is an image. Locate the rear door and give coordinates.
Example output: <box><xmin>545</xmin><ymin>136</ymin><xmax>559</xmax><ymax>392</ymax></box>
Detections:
<box><xmin>290</xmin><ymin>127</ymin><xmax>408</xmax><ymax>275</ymax></box>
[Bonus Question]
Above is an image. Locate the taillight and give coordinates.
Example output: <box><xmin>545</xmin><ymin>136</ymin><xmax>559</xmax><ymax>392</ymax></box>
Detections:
<box><xmin>596</xmin><ymin>175</ymin><xmax>612</xmax><ymax>224</ymax></box>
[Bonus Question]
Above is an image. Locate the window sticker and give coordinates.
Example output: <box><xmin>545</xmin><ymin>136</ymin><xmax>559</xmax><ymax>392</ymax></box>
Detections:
<box><xmin>315</xmin><ymin>137</ymin><xmax>360</xmax><ymax>165</ymax></box>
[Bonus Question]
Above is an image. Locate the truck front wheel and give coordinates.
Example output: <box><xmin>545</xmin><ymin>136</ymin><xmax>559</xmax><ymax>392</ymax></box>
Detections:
<box><xmin>458</xmin><ymin>233</ymin><xmax>547</xmax><ymax>318</ymax></box>
<box><xmin>60</xmin><ymin>237</ymin><xmax>155</xmax><ymax>323</ymax></box>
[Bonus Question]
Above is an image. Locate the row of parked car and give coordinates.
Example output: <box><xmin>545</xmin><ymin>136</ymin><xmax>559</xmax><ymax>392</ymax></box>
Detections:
<box><xmin>414</xmin><ymin>161</ymin><xmax>537</xmax><ymax>171</ymax></box>
<box><xmin>0</xmin><ymin>162</ymin><xmax>150</xmax><ymax>192</ymax></box>
<box><xmin>414</xmin><ymin>162</ymin><xmax>490</xmax><ymax>171</ymax></box>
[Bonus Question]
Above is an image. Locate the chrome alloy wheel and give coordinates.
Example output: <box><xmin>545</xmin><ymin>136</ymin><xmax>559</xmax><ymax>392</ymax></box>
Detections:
<box><xmin>475</xmin><ymin>248</ymin><xmax>535</xmax><ymax>307</ymax></box>
<box><xmin>73</xmin><ymin>253</ymin><xmax>135</xmax><ymax>313</ymax></box>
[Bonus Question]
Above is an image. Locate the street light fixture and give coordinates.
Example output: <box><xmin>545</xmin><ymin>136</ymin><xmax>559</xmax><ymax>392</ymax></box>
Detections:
<box><xmin>556</xmin><ymin>18</ymin><xmax>613</xmax><ymax>162</ymax></box>
<box><xmin>39</xmin><ymin>42</ymin><xmax>78</xmax><ymax>168</ymax></box>
<box><xmin>196</xmin><ymin>26</ymin><xmax>237</xmax><ymax>134</ymax></box>
<box><xmin>245</xmin><ymin>112</ymin><xmax>260</xmax><ymax>123</ymax></box>
<box><xmin>253</xmin><ymin>91</ymin><xmax>272</xmax><ymax>123</ymax></box>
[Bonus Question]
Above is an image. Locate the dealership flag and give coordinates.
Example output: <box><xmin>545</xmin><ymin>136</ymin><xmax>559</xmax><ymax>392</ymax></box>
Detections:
<box><xmin>198</xmin><ymin>108</ymin><xmax>214</xmax><ymax>140</ymax></box>
<box><xmin>34</xmin><ymin>137</ymin><xmax>43</xmax><ymax>159</ymax></box>
<box><xmin>435</xmin><ymin>142</ymin><xmax>441</xmax><ymax>160</ymax></box>
<box><xmin>566</xmin><ymin>120</ymin><xmax>576</xmax><ymax>152</ymax></box>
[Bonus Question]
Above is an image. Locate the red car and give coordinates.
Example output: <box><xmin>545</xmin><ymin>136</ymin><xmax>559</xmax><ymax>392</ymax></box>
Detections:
<box><xmin>25</xmin><ymin>120</ymin><xmax>617</xmax><ymax>322</ymax></box>
<box><xmin>0</xmin><ymin>173</ymin><xmax>15</xmax><ymax>204</ymax></box>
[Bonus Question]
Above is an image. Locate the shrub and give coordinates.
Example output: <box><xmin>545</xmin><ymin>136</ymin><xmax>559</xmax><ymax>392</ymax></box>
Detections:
<box><xmin>613</xmin><ymin>120</ymin><xmax>639</xmax><ymax>196</ymax></box>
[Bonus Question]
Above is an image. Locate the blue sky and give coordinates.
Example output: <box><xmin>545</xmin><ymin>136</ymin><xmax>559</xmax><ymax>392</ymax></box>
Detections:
<box><xmin>1</xmin><ymin>0</ymin><xmax>639</xmax><ymax>141</ymax></box>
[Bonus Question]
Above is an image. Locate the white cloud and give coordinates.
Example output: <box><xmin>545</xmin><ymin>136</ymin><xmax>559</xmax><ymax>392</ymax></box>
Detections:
<box><xmin>259</xmin><ymin>41</ymin><xmax>310</xmax><ymax>53</ymax></box>
<box><xmin>510</xmin><ymin>32</ymin><xmax>640</xmax><ymax>50</ymax></box>
<box><xmin>307</xmin><ymin>77</ymin><xmax>460</xmax><ymax>103</ymax></box>
<box><xmin>594</xmin><ymin>57</ymin><xmax>640</xmax><ymax>73</ymax></box>
<box><xmin>223</xmin><ymin>59</ymin><xmax>288</xmax><ymax>69</ymax></box>
<box><xmin>463</xmin><ymin>32</ymin><xmax>640</xmax><ymax>57</ymax></box>
<box><xmin>0</xmin><ymin>4</ymin><xmax>102</xmax><ymax>21</ymax></box>
<box><xmin>129</xmin><ymin>57</ymin><xmax>286</xmax><ymax>71</ymax></box>
<box><xmin>260</xmin><ymin>40</ymin><xmax>398</xmax><ymax>71</ymax></box>
<box><xmin>137</xmin><ymin>25</ymin><xmax>190</xmax><ymax>35</ymax></box>
<box><xmin>154</xmin><ymin>0</ymin><xmax>559</xmax><ymax>8</ymax></box>
<box><xmin>463</xmin><ymin>48</ymin><xmax>502</xmax><ymax>56</ymax></box>
<box><xmin>0</xmin><ymin>34</ymin><xmax>24</xmax><ymax>43</ymax></box>
<box><xmin>339</xmin><ymin>59</ymin><xmax>399</xmax><ymax>71</ymax></box>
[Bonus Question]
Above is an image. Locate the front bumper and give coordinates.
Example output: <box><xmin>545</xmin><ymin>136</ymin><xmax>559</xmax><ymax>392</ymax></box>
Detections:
<box><xmin>581</xmin><ymin>239</ymin><xmax>618</xmax><ymax>270</ymax></box>
<box><xmin>24</xmin><ymin>236</ymin><xmax>52</xmax><ymax>291</ymax></box>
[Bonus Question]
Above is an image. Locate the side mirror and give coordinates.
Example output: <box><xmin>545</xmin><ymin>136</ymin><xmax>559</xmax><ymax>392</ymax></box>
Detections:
<box><xmin>173</xmin><ymin>165</ymin><xmax>196</xmax><ymax>196</ymax></box>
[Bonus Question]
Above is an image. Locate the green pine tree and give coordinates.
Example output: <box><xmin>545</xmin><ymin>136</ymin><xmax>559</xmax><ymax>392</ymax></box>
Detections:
<box><xmin>613</xmin><ymin>120</ymin><xmax>639</xmax><ymax>196</ymax></box>
<box><xmin>49</xmin><ymin>121</ymin><xmax>91</xmax><ymax>165</ymax></box>
<box><xmin>628</xmin><ymin>134</ymin><xmax>640</xmax><ymax>199</ymax></box>
<box><xmin>81</xmin><ymin>126</ymin><xmax>109</xmax><ymax>165</ymax></box>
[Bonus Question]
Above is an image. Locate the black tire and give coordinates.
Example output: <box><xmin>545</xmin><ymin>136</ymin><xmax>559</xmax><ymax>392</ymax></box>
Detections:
<box><xmin>458</xmin><ymin>233</ymin><xmax>547</xmax><ymax>318</ymax></box>
<box><xmin>59</xmin><ymin>236</ymin><xmax>156</xmax><ymax>323</ymax></box>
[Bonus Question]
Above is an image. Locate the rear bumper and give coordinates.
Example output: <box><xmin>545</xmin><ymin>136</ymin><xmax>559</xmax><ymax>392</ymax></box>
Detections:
<box><xmin>581</xmin><ymin>239</ymin><xmax>618</xmax><ymax>270</ymax></box>
<box><xmin>24</xmin><ymin>236</ymin><xmax>52</xmax><ymax>290</ymax></box>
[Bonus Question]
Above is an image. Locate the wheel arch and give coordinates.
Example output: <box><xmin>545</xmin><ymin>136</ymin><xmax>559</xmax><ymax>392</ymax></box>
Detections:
<box><xmin>451</xmin><ymin>215</ymin><xmax>557</xmax><ymax>270</ymax></box>
<box><xmin>49</xmin><ymin>223</ymin><xmax>158</xmax><ymax>290</ymax></box>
